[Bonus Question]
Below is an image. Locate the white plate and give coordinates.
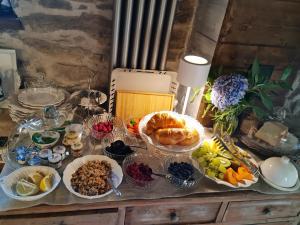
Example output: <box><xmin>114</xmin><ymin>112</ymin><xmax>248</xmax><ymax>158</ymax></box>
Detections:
<box><xmin>18</xmin><ymin>87</ymin><xmax>65</xmax><ymax>107</ymax></box>
<box><xmin>138</xmin><ymin>111</ymin><xmax>205</xmax><ymax>153</ymax></box>
<box><xmin>0</xmin><ymin>166</ymin><xmax>61</xmax><ymax>201</ymax></box>
<box><xmin>192</xmin><ymin>146</ymin><xmax>259</xmax><ymax>188</ymax></box>
<box><xmin>63</xmin><ymin>155</ymin><xmax>123</xmax><ymax>199</ymax></box>
<box><xmin>259</xmin><ymin>166</ymin><xmax>300</xmax><ymax>192</ymax></box>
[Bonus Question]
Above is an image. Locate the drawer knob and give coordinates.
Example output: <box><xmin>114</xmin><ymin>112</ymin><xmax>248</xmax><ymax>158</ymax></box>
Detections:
<box><xmin>170</xmin><ymin>212</ymin><xmax>179</xmax><ymax>222</ymax></box>
<box><xmin>262</xmin><ymin>207</ymin><xmax>271</xmax><ymax>215</ymax></box>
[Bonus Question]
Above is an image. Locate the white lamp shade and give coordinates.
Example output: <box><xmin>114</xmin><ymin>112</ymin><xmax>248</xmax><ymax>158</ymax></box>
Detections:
<box><xmin>177</xmin><ymin>55</ymin><xmax>211</xmax><ymax>87</ymax></box>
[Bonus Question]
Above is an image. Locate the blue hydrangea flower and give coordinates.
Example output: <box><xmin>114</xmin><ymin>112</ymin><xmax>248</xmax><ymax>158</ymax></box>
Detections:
<box><xmin>211</xmin><ymin>74</ymin><xmax>248</xmax><ymax>111</ymax></box>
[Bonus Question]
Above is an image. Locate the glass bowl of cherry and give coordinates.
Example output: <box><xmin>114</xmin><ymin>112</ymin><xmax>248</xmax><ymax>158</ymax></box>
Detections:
<box><xmin>85</xmin><ymin>113</ymin><xmax>122</xmax><ymax>141</ymax></box>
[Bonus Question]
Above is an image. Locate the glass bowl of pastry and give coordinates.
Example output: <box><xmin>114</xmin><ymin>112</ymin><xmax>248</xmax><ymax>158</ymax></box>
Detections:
<box><xmin>138</xmin><ymin>111</ymin><xmax>205</xmax><ymax>153</ymax></box>
<box><xmin>63</xmin><ymin>124</ymin><xmax>84</xmax><ymax>157</ymax></box>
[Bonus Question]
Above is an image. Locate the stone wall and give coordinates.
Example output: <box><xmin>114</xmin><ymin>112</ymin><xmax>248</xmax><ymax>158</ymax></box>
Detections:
<box><xmin>1</xmin><ymin>0</ymin><xmax>113</xmax><ymax>91</ymax></box>
<box><xmin>0</xmin><ymin>0</ymin><xmax>197</xmax><ymax>93</ymax></box>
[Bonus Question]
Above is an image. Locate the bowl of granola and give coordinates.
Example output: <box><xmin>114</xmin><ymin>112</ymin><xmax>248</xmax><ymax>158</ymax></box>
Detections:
<box><xmin>63</xmin><ymin>155</ymin><xmax>123</xmax><ymax>199</ymax></box>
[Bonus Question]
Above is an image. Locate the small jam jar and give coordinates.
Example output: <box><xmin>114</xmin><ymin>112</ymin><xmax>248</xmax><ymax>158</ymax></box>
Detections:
<box><xmin>53</xmin><ymin>145</ymin><xmax>67</xmax><ymax>160</ymax></box>
<box><xmin>48</xmin><ymin>153</ymin><xmax>62</xmax><ymax>169</ymax></box>
<box><xmin>38</xmin><ymin>149</ymin><xmax>51</xmax><ymax>165</ymax></box>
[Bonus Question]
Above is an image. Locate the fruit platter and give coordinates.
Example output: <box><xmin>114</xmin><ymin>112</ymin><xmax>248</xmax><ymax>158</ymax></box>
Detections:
<box><xmin>192</xmin><ymin>139</ymin><xmax>258</xmax><ymax>188</ymax></box>
<box><xmin>139</xmin><ymin>111</ymin><xmax>205</xmax><ymax>153</ymax></box>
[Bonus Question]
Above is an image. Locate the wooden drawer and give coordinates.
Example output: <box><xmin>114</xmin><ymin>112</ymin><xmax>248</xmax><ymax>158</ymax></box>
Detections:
<box><xmin>223</xmin><ymin>199</ymin><xmax>300</xmax><ymax>224</ymax></box>
<box><xmin>125</xmin><ymin>202</ymin><xmax>222</xmax><ymax>225</ymax></box>
<box><xmin>0</xmin><ymin>209</ymin><xmax>119</xmax><ymax>225</ymax></box>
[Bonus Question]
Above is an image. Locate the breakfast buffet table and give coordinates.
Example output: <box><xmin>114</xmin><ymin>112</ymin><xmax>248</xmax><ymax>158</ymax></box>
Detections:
<box><xmin>1</xmin><ymin>109</ymin><xmax>300</xmax><ymax>225</ymax></box>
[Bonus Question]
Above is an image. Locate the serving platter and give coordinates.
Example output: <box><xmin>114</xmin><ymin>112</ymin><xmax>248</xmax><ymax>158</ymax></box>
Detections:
<box><xmin>18</xmin><ymin>87</ymin><xmax>65</xmax><ymax>108</ymax></box>
<box><xmin>192</xmin><ymin>144</ymin><xmax>259</xmax><ymax>188</ymax></box>
<box><xmin>138</xmin><ymin>111</ymin><xmax>205</xmax><ymax>153</ymax></box>
<box><xmin>63</xmin><ymin>155</ymin><xmax>123</xmax><ymax>199</ymax></box>
<box><xmin>240</xmin><ymin>132</ymin><xmax>299</xmax><ymax>156</ymax></box>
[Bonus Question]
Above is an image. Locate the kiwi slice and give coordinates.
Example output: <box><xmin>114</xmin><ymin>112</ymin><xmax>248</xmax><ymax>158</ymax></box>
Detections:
<box><xmin>217</xmin><ymin>149</ymin><xmax>233</xmax><ymax>159</ymax></box>
<box><xmin>215</xmin><ymin>157</ymin><xmax>231</xmax><ymax>167</ymax></box>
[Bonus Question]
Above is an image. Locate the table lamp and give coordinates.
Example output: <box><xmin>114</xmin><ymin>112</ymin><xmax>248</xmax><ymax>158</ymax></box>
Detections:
<box><xmin>177</xmin><ymin>55</ymin><xmax>211</xmax><ymax>115</ymax></box>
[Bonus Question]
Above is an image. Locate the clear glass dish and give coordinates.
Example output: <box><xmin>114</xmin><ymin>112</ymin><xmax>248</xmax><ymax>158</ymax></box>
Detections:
<box><xmin>122</xmin><ymin>153</ymin><xmax>163</xmax><ymax>189</ymax></box>
<box><xmin>164</xmin><ymin>154</ymin><xmax>203</xmax><ymax>189</ymax></box>
<box><xmin>85</xmin><ymin>113</ymin><xmax>123</xmax><ymax>141</ymax></box>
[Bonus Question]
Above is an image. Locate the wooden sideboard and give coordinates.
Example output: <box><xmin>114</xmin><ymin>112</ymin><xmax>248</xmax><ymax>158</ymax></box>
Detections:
<box><xmin>0</xmin><ymin>191</ymin><xmax>300</xmax><ymax>225</ymax></box>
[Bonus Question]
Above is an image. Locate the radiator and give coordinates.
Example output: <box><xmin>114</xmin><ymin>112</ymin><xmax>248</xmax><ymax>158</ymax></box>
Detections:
<box><xmin>111</xmin><ymin>0</ymin><xmax>177</xmax><ymax>71</ymax></box>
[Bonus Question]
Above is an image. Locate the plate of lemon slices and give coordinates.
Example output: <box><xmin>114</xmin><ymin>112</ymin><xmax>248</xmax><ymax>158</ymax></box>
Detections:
<box><xmin>0</xmin><ymin>166</ymin><xmax>61</xmax><ymax>201</ymax></box>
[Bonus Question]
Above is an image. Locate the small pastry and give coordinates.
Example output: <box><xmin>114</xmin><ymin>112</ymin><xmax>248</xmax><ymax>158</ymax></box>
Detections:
<box><xmin>66</xmin><ymin>136</ymin><xmax>81</xmax><ymax>145</ymax></box>
<box><xmin>65</xmin><ymin>131</ymin><xmax>79</xmax><ymax>140</ymax></box>
<box><xmin>71</xmin><ymin>142</ymin><xmax>83</xmax><ymax>150</ymax></box>
<box><xmin>62</xmin><ymin>138</ymin><xmax>71</xmax><ymax>146</ymax></box>
<box><xmin>71</xmin><ymin>142</ymin><xmax>83</xmax><ymax>157</ymax></box>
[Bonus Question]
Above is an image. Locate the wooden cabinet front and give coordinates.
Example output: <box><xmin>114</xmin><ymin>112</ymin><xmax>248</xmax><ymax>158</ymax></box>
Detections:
<box><xmin>125</xmin><ymin>202</ymin><xmax>222</xmax><ymax>225</ymax></box>
<box><xmin>0</xmin><ymin>209</ymin><xmax>119</xmax><ymax>225</ymax></box>
<box><xmin>222</xmin><ymin>199</ymin><xmax>300</xmax><ymax>224</ymax></box>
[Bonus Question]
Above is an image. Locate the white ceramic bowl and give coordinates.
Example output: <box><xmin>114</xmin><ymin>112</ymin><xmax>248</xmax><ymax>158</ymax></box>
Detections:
<box><xmin>0</xmin><ymin>166</ymin><xmax>61</xmax><ymax>201</ymax></box>
<box><xmin>260</xmin><ymin>156</ymin><xmax>298</xmax><ymax>188</ymax></box>
<box><xmin>63</xmin><ymin>155</ymin><xmax>123</xmax><ymax>199</ymax></box>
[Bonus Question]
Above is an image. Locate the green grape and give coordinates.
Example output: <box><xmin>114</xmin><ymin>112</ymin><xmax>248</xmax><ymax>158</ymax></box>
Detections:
<box><xmin>198</xmin><ymin>157</ymin><xmax>207</xmax><ymax>167</ymax></box>
<box><xmin>206</xmin><ymin>169</ymin><xmax>217</xmax><ymax>178</ymax></box>
<box><xmin>199</xmin><ymin>148</ymin><xmax>208</xmax><ymax>156</ymax></box>
<box><xmin>192</xmin><ymin>150</ymin><xmax>200</xmax><ymax>158</ymax></box>
<box><xmin>204</xmin><ymin>152</ymin><xmax>217</xmax><ymax>161</ymax></box>
<box><xmin>218</xmin><ymin>165</ymin><xmax>227</xmax><ymax>173</ymax></box>
<box><xmin>211</xmin><ymin>158</ymin><xmax>221</xmax><ymax>167</ymax></box>
<box><xmin>199</xmin><ymin>160</ymin><xmax>208</xmax><ymax>168</ymax></box>
<box><xmin>208</xmin><ymin>162</ymin><xmax>218</xmax><ymax>170</ymax></box>
<box><xmin>218</xmin><ymin>173</ymin><xmax>225</xmax><ymax>180</ymax></box>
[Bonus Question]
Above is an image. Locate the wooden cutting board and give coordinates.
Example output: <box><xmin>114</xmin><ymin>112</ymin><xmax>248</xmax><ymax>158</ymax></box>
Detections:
<box><xmin>116</xmin><ymin>90</ymin><xmax>174</xmax><ymax>120</ymax></box>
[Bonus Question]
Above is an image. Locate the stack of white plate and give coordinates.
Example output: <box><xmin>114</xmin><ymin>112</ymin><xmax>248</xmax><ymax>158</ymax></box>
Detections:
<box><xmin>8</xmin><ymin>87</ymin><xmax>69</xmax><ymax>123</ymax></box>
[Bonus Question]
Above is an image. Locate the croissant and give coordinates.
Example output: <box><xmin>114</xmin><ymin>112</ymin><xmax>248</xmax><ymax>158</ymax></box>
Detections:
<box><xmin>145</xmin><ymin>113</ymin><xmax>185</xmax><ymax>135</ymax></box>
<box><xmin>177</xmin><ymin>129</ymin><xmax>199</xmax><ymax>146</ymax></box>
<box><xmin>154</xmin><ymin>128</ymin><xmax>188</xmax><ymax>145</ymax></box>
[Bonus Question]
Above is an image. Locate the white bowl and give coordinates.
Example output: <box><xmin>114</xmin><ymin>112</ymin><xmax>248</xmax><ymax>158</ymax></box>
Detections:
<box><xmin>63</xmin><ymin>155</ymin><xmax>123</xmax><ymax>199</ymax></box>
<box><xmin>260</xmin><ymin>156</ymin><xmax>298</xmax><ymax>188</ymax></box>
<box><xmin>0</xmin><ymin>166</ymin><xmax>61</xmax><ymax>201</ymax></box>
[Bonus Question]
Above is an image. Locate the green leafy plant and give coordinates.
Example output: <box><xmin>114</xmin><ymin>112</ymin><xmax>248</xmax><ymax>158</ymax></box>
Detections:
<box><xmin>203</xmin><ymin>58</ymin><xmax>293</xmax><ymax>136</ymax></box>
